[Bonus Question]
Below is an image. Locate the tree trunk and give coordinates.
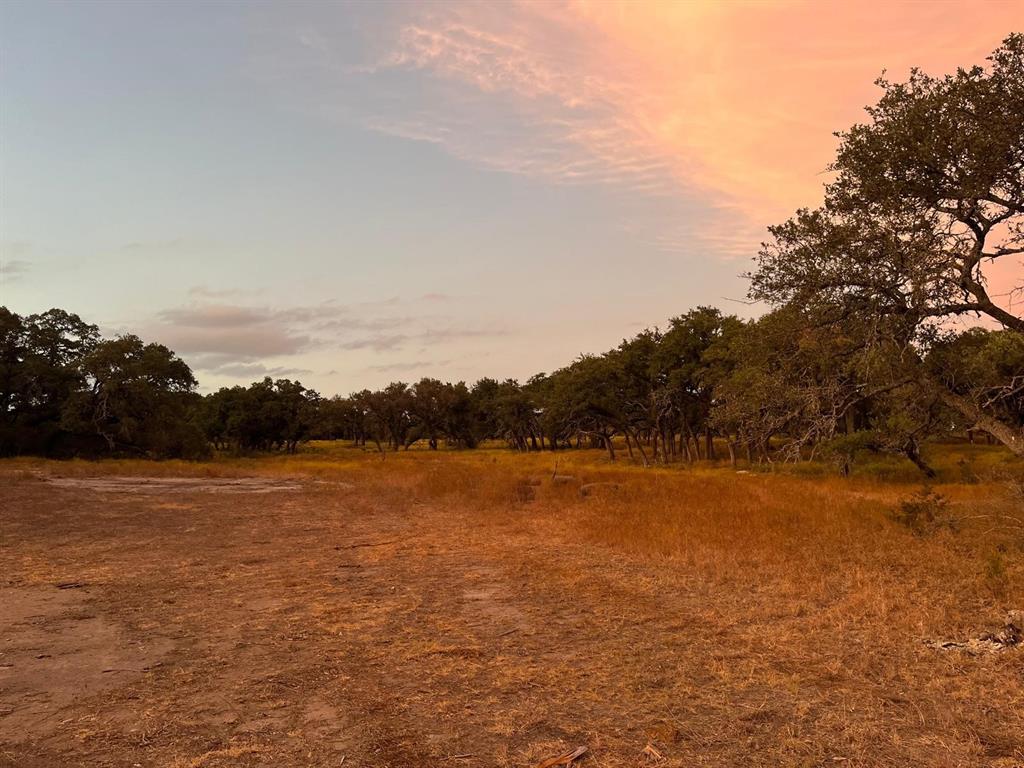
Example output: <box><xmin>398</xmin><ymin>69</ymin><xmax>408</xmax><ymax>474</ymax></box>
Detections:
<box><xmin>603</xmin><ymin>432</ymin><xmax>616</xmax><ymax>462</ymax></box>
<box><xmin>628</xmin><ymin>428</ymin><xmax>650</xmax><ymax>467</ymax></box>
<box><xmin>935</xmin><ymin>387</ymin><xmax>1024</xmax><ymax>457</ymax></box>
<box><xmin>680</xmin><ymin>431</ymin><xmax>691</xmax><ymax>462</ymax></box>
<box><xmin>903</xmin><ymin>440</ymin><xmax>936</xmax><ymax>478</ymax></box>
<box><xmin>844</xmin><ymin>408</ymin><xmax>856</xmax><ymax>435</ymax></box>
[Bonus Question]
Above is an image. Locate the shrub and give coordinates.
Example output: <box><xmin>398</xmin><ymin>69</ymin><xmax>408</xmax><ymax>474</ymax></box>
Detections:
<box><xmin>890</xmin><ymin>487</ymin><xmax>957</xmax><ymax>536</ymax></box>
<box><xmin>823</xmin><ymin>431</ymin><xmax>878</xmax><ymax>476</ymax></box>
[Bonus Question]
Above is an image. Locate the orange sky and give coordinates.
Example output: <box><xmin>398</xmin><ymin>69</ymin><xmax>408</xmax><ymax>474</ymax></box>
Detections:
<box><xmin>371</xmin><ymin>0</ymin><xmax>1022</xmax><ymax>305</ymax></box>
<box><xmin>384</xmin><ymin>0</ymin><xmax>1021</xmax><ymax>222</ymax></box>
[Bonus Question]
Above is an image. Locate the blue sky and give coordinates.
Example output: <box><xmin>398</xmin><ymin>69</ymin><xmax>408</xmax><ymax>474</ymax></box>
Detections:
<box><xmin>2</xmin><ymin>1</ymin><xmax>1019</xmax><ymax>393</ymax></box>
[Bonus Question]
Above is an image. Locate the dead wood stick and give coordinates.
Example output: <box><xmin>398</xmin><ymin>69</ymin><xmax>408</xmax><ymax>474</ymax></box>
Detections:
<box><xmin>534</xmin><ymin>746</ymin><xmax>588</xmax><ymax>768</ymax></box>
<box><xmin>343</xmin><ymin>540</ymin><xmax>399</xmax><ymax>549</ymax></box>
<box><xmin>642</xmin><ymin>743</ymin><xmax>664</xmax><ymax>761</ymax></box>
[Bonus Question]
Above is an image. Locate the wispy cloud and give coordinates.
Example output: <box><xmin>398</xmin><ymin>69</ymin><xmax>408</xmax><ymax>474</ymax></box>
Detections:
<box><xmin>148</xmin><ymin>297</ymin><xmax>508</xmax><ymax>377</ymax></box>
<box><xmin>2</xmin><ymin>241</ymin><xmax>32</xmax><ymax>284</ymax></box>
<box><xmin>338</xmin><ymin>333</ymin><xmax>409</xmax><ymax>352</ymax></box>
<box><xmin>0</xmin><ymin>259</ymin><xmax>30</xmax><ymax>282</ymax></box>
<box><xmin>158</xmin><ymin>304</ymin><xmax>272</xmax><ymax>330</ymax></box>
<box><xmin>122</xmin><ymin>238</ymin><xmax>180</xmax><ymax>249</ymax></box>
<box><xmin>188</xmin><ymin>285</ymin><xmax>260</xmax><ymax>300</ymax></box>
<box><xmin>418</xmin><ymin>326</ymin><xmax>505</xmax><ymax>344</ymax></box>
<box><xmin>367</xmin><ymin>359</ymin><xmax>450</xmax><ymax>374</ymax></box>
<box><xmin>320</xmin><ymin>1</ymin><xmax>1017</xmax><ymax>258</ymax></box>
<box><xmin>205</xmin><ymin>362</ymin><xmax>314</xmax><ymax>379</ymax></box>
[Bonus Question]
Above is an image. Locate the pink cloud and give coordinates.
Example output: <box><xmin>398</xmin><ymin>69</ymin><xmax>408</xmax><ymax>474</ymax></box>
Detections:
<box><xmin>365</xmin><ymin>1</ymin><xmax>1020</xmax><ymax>255</ymax></box>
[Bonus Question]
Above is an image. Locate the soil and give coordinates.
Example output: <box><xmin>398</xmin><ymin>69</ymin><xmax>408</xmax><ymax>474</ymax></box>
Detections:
<box><xmin>1</xmin><ymin>467</ymin><xmax>1022</xmax><ymax>767</ymax></box>
<box><xmin>44</xmin><ymin>476</ymin><xmax>304</xmax><ymax>494</ymax></box>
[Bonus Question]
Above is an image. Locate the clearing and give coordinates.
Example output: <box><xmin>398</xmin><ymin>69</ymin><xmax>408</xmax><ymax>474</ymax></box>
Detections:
<box><xmin>1</xmin><ymin>446</ymin><xmax>1022</xmax><ymax>767</ymax></box>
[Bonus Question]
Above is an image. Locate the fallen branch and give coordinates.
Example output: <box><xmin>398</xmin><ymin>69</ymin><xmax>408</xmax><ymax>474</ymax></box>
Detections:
<box><xmin>642</xmin><ymin>743</ymin><xmax>664</xmax><ymax>761</ymax></box>
<box><xmin>925</xmin><ymin>610</ymin><xmax>1023</xmax><ymax>655</ymax></box>
<box><xmin>533</xmin><ymin>746</ymin><xmax>588</xmax><ymax>768</ymax></box>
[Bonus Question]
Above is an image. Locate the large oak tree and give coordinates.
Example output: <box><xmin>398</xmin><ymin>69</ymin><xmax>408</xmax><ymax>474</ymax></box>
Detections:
<box><xmin>752</xmin><ymin>34</ymin><xmax>1024</xmax><ymax>454</ymax></box>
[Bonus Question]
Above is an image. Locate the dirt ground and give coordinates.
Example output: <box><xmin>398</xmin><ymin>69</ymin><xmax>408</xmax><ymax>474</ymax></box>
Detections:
<box><xmin>1</xmin><ymin>455</ymin><xmax>1022</xmax><ymax>768</ymax></box>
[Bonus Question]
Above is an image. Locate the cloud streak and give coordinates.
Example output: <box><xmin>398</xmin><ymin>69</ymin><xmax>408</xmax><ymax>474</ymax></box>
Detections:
<box><xmin>341</xmin><ymin>1</ymin><xmax>1019</xmax><ymax>256</ymax></box>
<box><xmin>367</xmin><ymin>359</ymin><xmax>450</xmax><ymax>374</ymax></box>
<box><xmin>0</xmin><ymin>259</ymin><xmax>29</xmax><ymax>282</ymax></box>
<box><xmin>147</xmin><ymin>297</ymin><xmax>508</xmax><ymax>378</ymax></box>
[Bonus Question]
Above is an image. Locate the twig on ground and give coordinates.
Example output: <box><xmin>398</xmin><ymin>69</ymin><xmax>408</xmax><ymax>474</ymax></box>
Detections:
<box><xmin>534</xmin><ymin>746</ymin><xmax>588</xmax><ymax>768</ymax></box>
<box><xmin>642</xmin><ymin>743</ymin><xmax>664</xmax><ymax>761</ymax></box>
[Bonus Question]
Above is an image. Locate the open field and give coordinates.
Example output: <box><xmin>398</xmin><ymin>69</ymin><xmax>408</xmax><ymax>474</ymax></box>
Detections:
<box><xmin>2</xmin><ymin>444</ymin><xmax>1023</xmax><ymax>767</ymax></box>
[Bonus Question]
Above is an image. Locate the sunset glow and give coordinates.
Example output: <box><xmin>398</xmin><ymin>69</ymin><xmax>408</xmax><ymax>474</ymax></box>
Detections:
<box><xmin>2</xmin><ymin>0</ymin><xmax>1021</xmax><ymax>391</ymax></box>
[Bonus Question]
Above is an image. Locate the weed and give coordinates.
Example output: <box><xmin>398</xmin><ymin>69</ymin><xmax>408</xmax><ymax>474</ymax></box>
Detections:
<box><xmin>890</xmin><ymin>487</ymin><xmax>957</xmax><ymax>536</ymax></box>
<box><xmin>985</xmin><ymin>548</ymin><xmax>1010</xmax><ymax>598</ymax></box>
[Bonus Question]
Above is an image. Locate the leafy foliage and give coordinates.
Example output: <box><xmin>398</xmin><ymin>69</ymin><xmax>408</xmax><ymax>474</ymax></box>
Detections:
<box><xmin>752</xmin><ymin>34</ymin><xmax>1024</xmax><ymax>455</ymax></box>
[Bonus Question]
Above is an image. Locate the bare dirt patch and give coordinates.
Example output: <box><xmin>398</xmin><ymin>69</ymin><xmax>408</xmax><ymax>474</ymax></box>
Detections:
<box><xmin>0</xmin><ymin>585</ymin><xmax>173</xmax><ymax>742</ymax></box>
<box><xmin>44</xmin><ymin>476</ymin><xmax>303</xmax><ymax>494</ymax></box>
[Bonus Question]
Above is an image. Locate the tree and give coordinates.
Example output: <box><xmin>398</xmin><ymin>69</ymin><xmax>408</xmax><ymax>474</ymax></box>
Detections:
<box><xmin>547</xmin><ymin>355</ymin><xmax>632</xmax><ymax>461</ymax></box>
<box><xmin>468</xmin><ymin>378</ymin><xmax>502</xmax><ymax>445</ymax></box>
<box><xmin>751</xmin><ymin>34</ymin><xmax>1024</xmax><ymax>454</ymax></box>
<box><xmin>200</xmin><ymin>378</ymin><xmax>320</xmax><ymax>453</ymax></box>
<box><xmin>0</xmin><ymin>308</ymin><xmax>27</xmax><ymax>454</ymax></box>
<box><xmin>0</xmin><ymin>308</ymin><xmax>100</xmax><ymax>456</ymax></box>
<box><xmin>657</xmin><ymin>307</ymin><xmax>743</xmax><ymax>462</ymax></box>
<box><xmin>492</xmin><ymin>379</ymin><xmax>540</xmax><ymax>452</ymax></box>
<box><xmin>927</xmin><ymin>328</ymin><xmax>1024</xmax><ymax>435</ymax></box>
<box><xmin>271</xmin><ymin>379</ymin><xmax>321</xmax><ymax>453</ymax></box>
<box><xmin>708</xmin><ymin>310</ymin><xmax>816</xmax><ymax>465</ymax></box>
<box><xmin>408</xmin><ymin>378</ymin><xmax>474</xmax><ymax>449</ymax></box>
<box><xmin>62</xmin><ymin>335</ymin><xmax>208</xmax><ymax>458</ymax></box>
<box><xmin>361</xmin><ymin>382</ymin><xmax>413</xmax><ymax>451</ymax></box>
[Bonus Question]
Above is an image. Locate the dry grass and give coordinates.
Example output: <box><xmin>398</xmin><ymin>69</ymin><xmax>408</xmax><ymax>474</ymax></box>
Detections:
<box><xmin>1</xmin><ymin>442</ymin><xmax>1022</xmax><ymax>767</ymax></box>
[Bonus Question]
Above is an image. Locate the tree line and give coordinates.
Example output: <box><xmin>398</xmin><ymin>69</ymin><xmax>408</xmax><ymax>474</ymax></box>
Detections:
<box><xmin>2</xmin><ymin>35</ymin><xmax>1022</xmax><ymax>473</ymax></box>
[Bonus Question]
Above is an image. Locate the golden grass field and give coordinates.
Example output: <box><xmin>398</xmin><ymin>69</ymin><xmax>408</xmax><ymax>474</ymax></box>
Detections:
<box><xmin>1</xmin><ymin>442</ymin><xmax>1023</xmax><ymax>767</ymax></box>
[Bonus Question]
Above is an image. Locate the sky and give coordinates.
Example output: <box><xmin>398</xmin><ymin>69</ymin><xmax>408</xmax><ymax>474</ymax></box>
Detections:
<box><xmin>1</xmin><ymin>0</ymin><xmax>1021</xmax><ymax>395</ymax></box>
